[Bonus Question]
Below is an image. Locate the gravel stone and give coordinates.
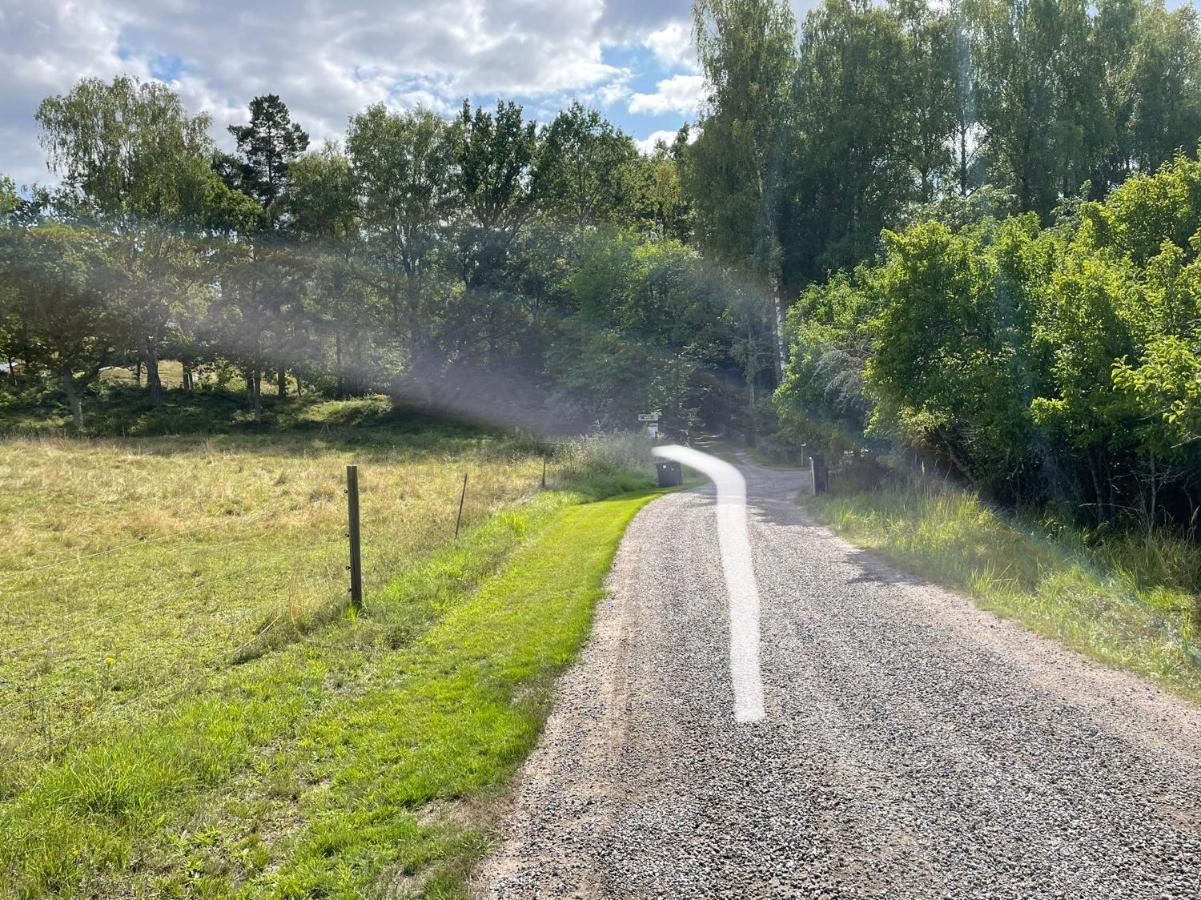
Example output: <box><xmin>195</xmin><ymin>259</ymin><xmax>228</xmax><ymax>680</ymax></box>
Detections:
<box><xmin>474</xmin><ymin>459</ymin><xmax>1201</xmax><ymax>898</ymax></box>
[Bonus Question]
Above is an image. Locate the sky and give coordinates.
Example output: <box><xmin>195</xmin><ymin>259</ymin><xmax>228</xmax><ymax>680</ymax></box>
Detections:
<box><xmin>0</xmin><ymin>0</ymin><xmax>819</xmax><ymax>188</ymax></box>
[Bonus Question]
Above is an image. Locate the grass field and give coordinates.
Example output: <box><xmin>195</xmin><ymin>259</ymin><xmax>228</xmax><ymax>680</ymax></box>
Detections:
<box><xmin>0</xmin><ymin>390</ymin><xmax>657</xmax><ymax>896</ymax></box>
<box><xmin>809</xmin><ymin>480</ymin><xmax>1201</xmax><ymax>700</ymax></box>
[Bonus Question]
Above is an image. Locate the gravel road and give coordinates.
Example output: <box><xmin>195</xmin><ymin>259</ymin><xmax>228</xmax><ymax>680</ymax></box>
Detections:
<box><xmin>476</xmin><ymin>458</ymin><xmax>1201</xmax><ymax>898</ymax></box>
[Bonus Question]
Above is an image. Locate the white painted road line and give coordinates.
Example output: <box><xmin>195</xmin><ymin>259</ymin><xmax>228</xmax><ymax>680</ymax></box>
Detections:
<box><xmin>652</xmin><ymin>445</ymin><xmax>765</xmax><ymax>724</ymax></box>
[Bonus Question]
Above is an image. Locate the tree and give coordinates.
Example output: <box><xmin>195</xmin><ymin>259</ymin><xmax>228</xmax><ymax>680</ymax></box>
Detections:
<box><xmin>894</xmin><ymin>0</ymin><xmax>960</xmax><ymax>202</ymax></box>
<box><xmin>447</xmin><ymin>100</ymin><xmax>547</xmax><ymax>376</ymax></box>
<box><xmin>280</xmin><ymin>143</ymin><xmax>362</xmax><ymax>396</ymax></box>
<box><xmin>1087</xmin><ymin>0</ymin><xmax>1141</xmax><ymax>193</ymax></box>
<box><xmin>0</xmin><ymin>176</ymin><xmax>16</xmax><ymax>217</ymax></box>
<box><xmin>346</xmin><ymin>105</ymin><xmax>455</xmax><ymax>388</ymax></box>
<box><xmin>967</xmin><ymin>0</ymin><xmax>1067</xmax><ymax>219</ymax></box>
<box><xmin>690</xmin><ymin>0</ymin><xmax>797</xmax><ymax>378</ymax></box>
<box><xmin>1128</xmin><ymin>2</ymin><xmax>1201</xmax><ymax>174</ymax></box>
<box><xmin>539</xmin><ymin>102</ymin><xmax>638</xmax><ymax>229</ymax></box>
<box><xmin>452</xmin><ymin>100</ymin><xmax>544</xmax><ymax>290</ymax></box>
<box><xmin>626</xmin><ymin>138</ymin><xmax>693</xmax><ymax>242</ymax></box>
<box><xmin>784</xmin><ymin>0</ymin><xmax>912</xmax><ymax>284</ymax></box>
<box><xmin>224</xmin><ymin>95</ymin><xmax>311</xmax><ymax>398</ymax></box>
<box><xmin>226</xmin><ymin>95</ymin><xmax>310</xmax><ymax>220</ymax></box>
<box><xmin>949</xmin><ymin>2</ymin><xmax>982</xmax><ymax>197</ymax></box>
<box><xmin>0</xmin><ymin>220</ymin><xmax>125</xmax><ymax>428</ymax></box>
<box><xmin>36</xmin><ymin>76</ymin><xmax>237</xmax><ymax>405</ymax></box>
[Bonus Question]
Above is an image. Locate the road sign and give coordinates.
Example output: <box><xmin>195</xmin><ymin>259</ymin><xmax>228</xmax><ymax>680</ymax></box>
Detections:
<box><xmin>638</xmin><ymin>413</ymin><xmax>659</xmax><ymax>422</ymax></box>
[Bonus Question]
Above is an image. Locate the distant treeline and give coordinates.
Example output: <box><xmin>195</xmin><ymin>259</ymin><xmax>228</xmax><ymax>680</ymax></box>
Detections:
<box><xmin>0</xmin><ymin>84</ymin><xmax>773</xmax><ymax>434</ymax></box>
<box><xmin>691</xmin><ymin>0</ymin><xmax>1201</xmax><ymax>293</ymax></box>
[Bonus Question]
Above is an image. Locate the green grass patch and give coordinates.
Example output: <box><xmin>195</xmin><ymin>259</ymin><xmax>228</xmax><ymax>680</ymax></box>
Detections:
<box><xmin>0</xmin><ymin>489</ymin><xmax>657</xmax><ymax>897</ymax></box>
<box><xmin>809</xmin><ymin>481</ymin><xmax>1201</xmax><ymax>700</ymax></box>
<box><xmin>0</xmin><ymin>415</ymin><xmax>657</xmax><ymax>897</ymax></box>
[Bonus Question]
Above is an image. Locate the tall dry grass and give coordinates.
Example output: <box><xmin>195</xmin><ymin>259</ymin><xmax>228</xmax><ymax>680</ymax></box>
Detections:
<box><xmin>0</xmin><ymin>429</ymin><xmax>550</xmax><ymax>757</ymax></box>
<box><xmin>811</xmin><ymin>479</ymin><xmax>1201</xmax><ymax>698</ymax></box>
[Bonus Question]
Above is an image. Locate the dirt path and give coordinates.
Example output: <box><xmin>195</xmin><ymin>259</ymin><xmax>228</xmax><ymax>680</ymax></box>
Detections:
<box><xmin>475</xmin><ymin>458</ymin><xmax>1201</xmax><ymax>898</ymax></box>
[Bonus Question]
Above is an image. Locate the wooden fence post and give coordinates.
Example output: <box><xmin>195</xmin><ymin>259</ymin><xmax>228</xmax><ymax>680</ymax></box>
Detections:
<box><xmin>455</xmin><ymin>472</ymin><xmax>468</xmax><ymax>539</ymax></box>
<box><xmin>810</xmin><ymin>453</ymin><xmax>829</xmax><ymax>496</ymax></box>
<box><xmin>347</xmin><ymin>464</ymin><xmax>363</xmax><ymax>611</ymax></box>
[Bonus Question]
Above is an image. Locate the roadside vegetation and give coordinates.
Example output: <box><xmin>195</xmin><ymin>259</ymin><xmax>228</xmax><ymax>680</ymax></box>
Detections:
<box><xmin>0</xmin><ymin>388</ymin><xmax>655</xmax><ymax>896</ymax></box>
<box><xmin>809</xmin><ymin>477</ymin><xmax>1201</xmax><ymax>700</ymax></box>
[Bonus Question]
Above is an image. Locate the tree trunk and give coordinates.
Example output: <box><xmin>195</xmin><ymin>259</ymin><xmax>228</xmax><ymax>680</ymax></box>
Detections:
<box><xmin>770</xmin><ymin>278</ymin><xmax>786</xmax><ymax>383</ymax></box>
<box><xmin>959</xmin><ymin>128</ymin><xmax>969</xmax><ymax>197</ymax></box>
<box><xmin>181</xmin><ymin>363</ymin><xmax>193</xmax><ymax>392</ymax></box>
<box><xmin>253</xmin><ymin>369</ymin><xmax>263</xmax><ymax>424</ymax></box>
<box><xmin>277</xmin><ymin>367</ymin><xmax>287</xmax><ymax>398</ymax></box>
<box><xmin>334</xmin><ymin>331</ymin><xmax>345</xmax><ymax>400</ymax></box>
<box><xmin>134</xmin><ymin>360</ymin><xmax>142</xmax><ymax>386</ymax></box>
<box><xmin>61</xmin><ymin>373</ymin><xmax>83</xmax><ymax>430</ymax></box>
<box><xmin>142</xmin><ymin>344</ymin><xmax>163</xmax><ymax>406</ymax></box>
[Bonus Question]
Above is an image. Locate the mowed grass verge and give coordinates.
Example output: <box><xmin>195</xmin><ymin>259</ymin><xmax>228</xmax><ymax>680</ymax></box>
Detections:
<box><xmin>808</xmin><ymin>481</ymin><xmax>1201</xmax><ymax>700</ymax></box>
<box><xmin>0</xmin><ymin>405</ymin><xmax>658</xmax><ymax>896</ymax></box>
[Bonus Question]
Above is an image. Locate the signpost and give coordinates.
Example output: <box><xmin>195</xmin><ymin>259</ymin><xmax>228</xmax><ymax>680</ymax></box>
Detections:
<box><xmin>638</xmin><ymin>413</ymin><xmax>659</xmax><ymax>439</ymax></box>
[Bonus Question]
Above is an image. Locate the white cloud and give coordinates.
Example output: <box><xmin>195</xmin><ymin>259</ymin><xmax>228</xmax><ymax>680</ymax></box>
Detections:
<box><xmin>643</xmin><ymin>20</ymin><xmax>697</xmax><ymax>72</ymax></box>
<box><xmin>0</xmin><ymin>0</ymin><xmax>151</xmax><ymax>185</ymax></box>
<box><xmin>634</xmin><ymin>123</ymin><xmax>699</xmax><ymax>154</ymax></box>
<box><xmin>634</xmin><ymin>129</ymin><xmax>677</xmax><ymax>154</ymax></box>
<box><xmin>0</xmin><ymin>0</ymin><xmax>700</xmax><ymax>188</ymax></box>
<box><xmin>628</xmin><ymin>73</ymin><xmax>704</xmax><ymax>115</ymax></box>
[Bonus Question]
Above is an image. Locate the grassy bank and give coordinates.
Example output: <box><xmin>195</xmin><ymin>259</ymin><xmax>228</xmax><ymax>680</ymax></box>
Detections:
<box><xmin>0</xmin><ymin>417</ymin><xmax>548</xmax><ymax>761</ymax></box>
<box><xmin>809</xmin><ymin>481</ymin><xmax>1201</xmax><ymax>700</ymax></box>
<box><xmin>0</xmin><ymin>398</ymin><xmax>658</xmax><ymax>896</ymax></box>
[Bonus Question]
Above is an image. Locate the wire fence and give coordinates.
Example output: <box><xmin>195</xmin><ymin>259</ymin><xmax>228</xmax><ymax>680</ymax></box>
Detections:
<box><xmin>0</xmin><ymin>459</ymin><xmax>561</xmax><ymax>767</ymax></box>
<box><xmin>0</xmin><ymin>554</ymin><xmax>325</xmax><ymax>761</ymax></box>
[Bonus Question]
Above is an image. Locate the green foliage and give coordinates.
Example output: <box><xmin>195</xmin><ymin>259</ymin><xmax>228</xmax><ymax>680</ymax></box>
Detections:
<box><xmin>0</xmin><ymin>221</ymin><xmax>127</xmax><ymax>427</ymax></box>
<box><xmin>867</xmin><ymin>219</ymin><xmax>1042</xmax><ymax>493</ymax></box>
<box><xmin>688</xmin><ymin>0</ymin><xmax>1201</xmax><ymax>292</ymax></box>
<box><xmin>453</xmin><ymin>100</ymin><xmax>543</xmax><ymax>289</ymax></box>
<box><xmin>1113</xmin><ymin>336</ymin><xmax>1201</xmax><ymax>457</ymax></box>
<box><xmin>0</xmin><ymin>176</ymin><xmax>17</xmax><ymax>217</ymax></box>
<box><xmin>783</xmin><ymin>0</ymin><xmax>916</xmax><ymax>281</ymax></box>
<box><xmin>34</xmin><ymin>76</ymin><xmax>242</xmax><ymax>233</ymax></box>
<box><xmin>346</xmin><ymin>104</ymin><xmax>456</xmax><ymax>375</ymax></box>
<box><xmin>779</xmin><ymin>146</ymin><xmax>1201</xmax><ymax>527</ymax></box>
<box><xmin>540</xmin><ymin>102</ymin><xmax>639</xmax><ymax>229</ymax></box>
<box><xmin>690</xmin><ymin>0</ymin><xmax>796</xmax><ymax>277</ymax></box>
<box><xmin>4</xmin><ymin>73</ymin><xmax>765</xmax><ymax>438</ymax></box>
<box><xmin>547</xmin><ymin>231</ymin><xmax>773</xmax><ymax>434</ymax></box>
<box><xmin>225</xmin><ymin>94</ymin><xmax>310</xmax><ymax>215</ymax></box>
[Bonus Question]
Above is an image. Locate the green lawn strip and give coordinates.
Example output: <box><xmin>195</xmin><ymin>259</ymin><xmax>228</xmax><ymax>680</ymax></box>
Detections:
<box><xmin>0</xmin><ymin>491</ymin><xmax>585</xmax><ymax>897</ymax></box>
<box><xmin>808</xmin><ymin>484</ymin><xmax>1201</xmax><ymax>701</ymax></box>
<box><xmin>237</xmin><ymin>490</ymin><xmax>659</xmax><ymax>898</ymax></box>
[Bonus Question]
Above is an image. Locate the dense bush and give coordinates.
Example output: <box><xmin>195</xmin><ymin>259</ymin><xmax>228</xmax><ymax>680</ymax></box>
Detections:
<box><xmin>777</xmin><ymin>149</ymin><xmax>1201</xmax><ymax>532</ymax></box>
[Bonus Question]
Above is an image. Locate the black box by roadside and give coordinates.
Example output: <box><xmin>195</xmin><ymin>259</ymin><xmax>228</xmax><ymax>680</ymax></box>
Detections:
<box><xmin>656</xmin><ymin>460</ymin><xmax>682</xmax><ymax>487</ymax></box>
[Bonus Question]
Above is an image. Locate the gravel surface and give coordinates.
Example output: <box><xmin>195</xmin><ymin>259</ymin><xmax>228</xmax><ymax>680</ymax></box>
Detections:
<box><xmin>476</xmin><ymin>458</ymin><xmax>1201</xmax><ymax>898</ymax></box>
